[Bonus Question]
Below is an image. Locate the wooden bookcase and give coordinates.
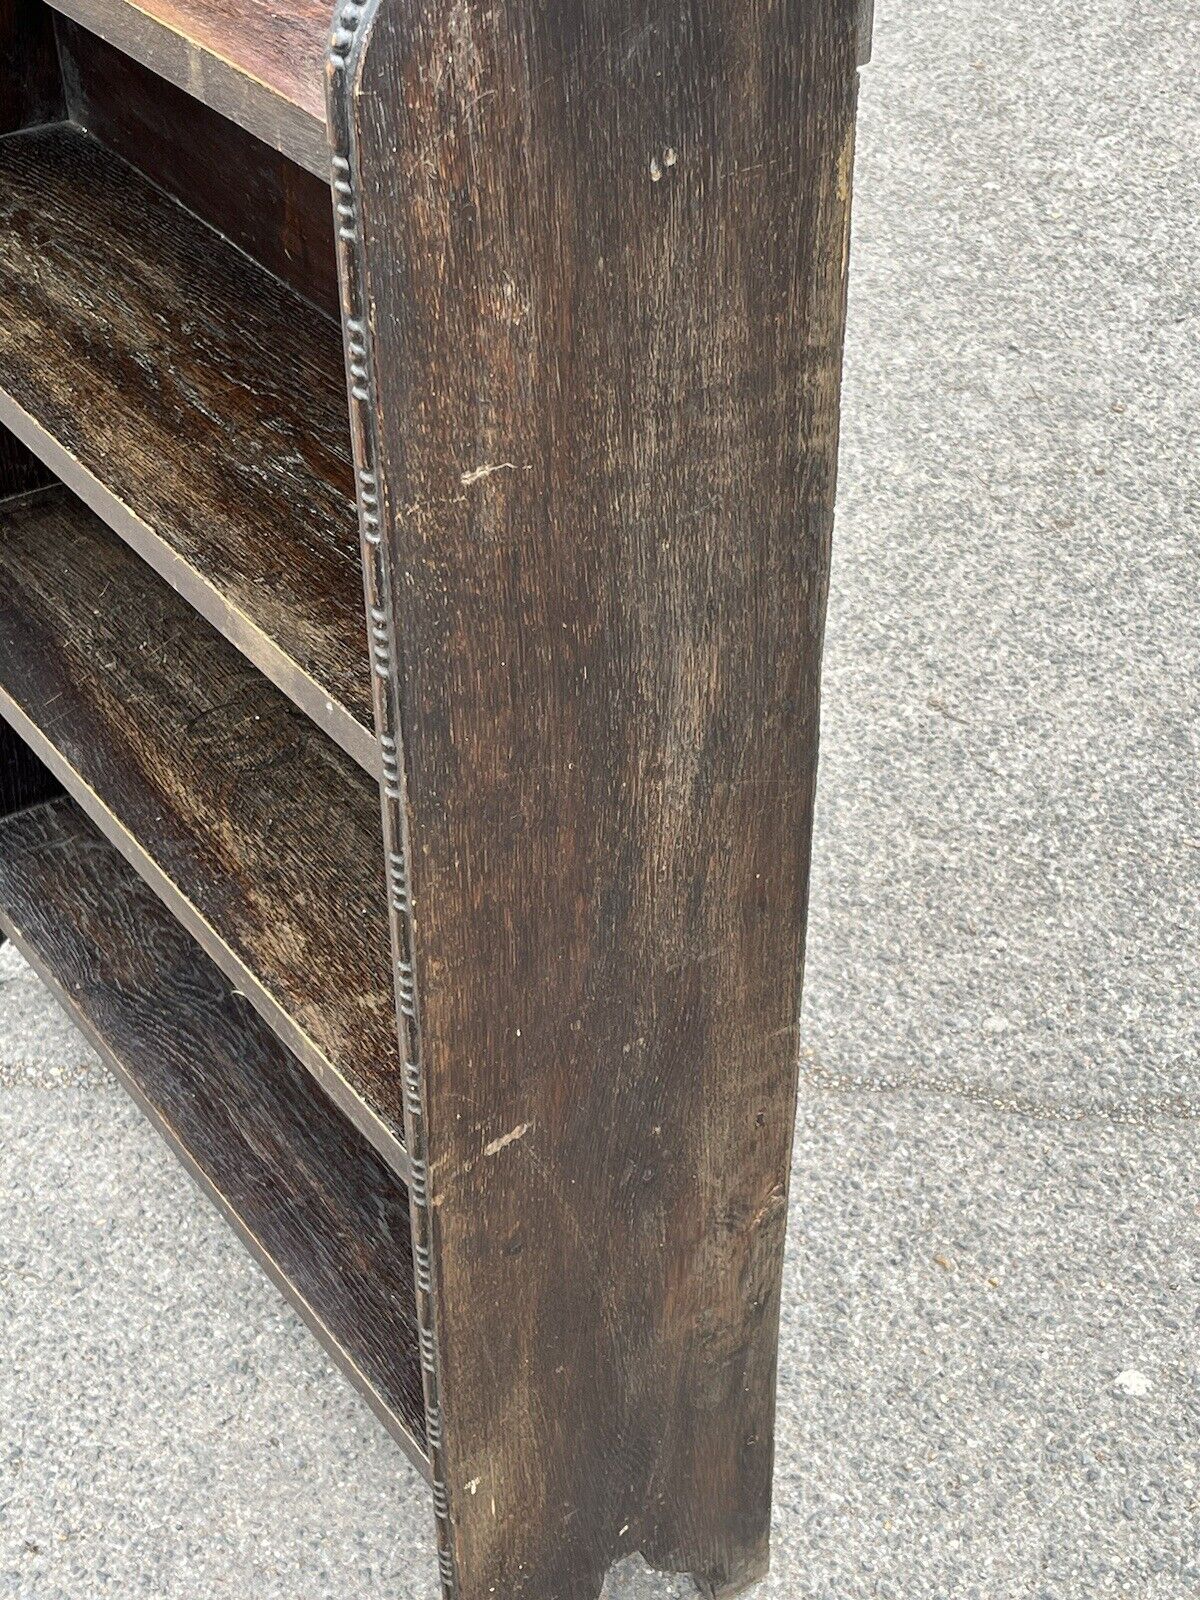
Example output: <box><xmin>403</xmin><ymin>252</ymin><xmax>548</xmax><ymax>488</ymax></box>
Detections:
<box><xmin>0</xmin><ymin>4</ymin><xmax>867</xmax><ymax>1596</ymax></box>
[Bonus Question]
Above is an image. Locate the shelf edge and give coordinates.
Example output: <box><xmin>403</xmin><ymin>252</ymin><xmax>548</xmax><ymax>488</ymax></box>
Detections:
<box><xmin>0</xmin><ymin>888</ymin><xmax>430</xmax><ymax>1482</ymax></box>
<box><xmin>0</xmin><ymin>690</ymin><xmax>410</xmax><ymax>1187</ymax></box>
<box><xmin>0</xmin><ymin>392</ymin><xmax>381</xmax><ymax>782</ymax></box>
<box><xmin>43</xmin><ymin>0</ymin><xmax>331</xmax><ymax>178</ymax></box>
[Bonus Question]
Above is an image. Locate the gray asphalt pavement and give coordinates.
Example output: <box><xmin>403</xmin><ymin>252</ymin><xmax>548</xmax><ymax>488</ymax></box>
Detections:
<box><xmin>2</xmin><ymin>0</ymin><xmax>1197</xmax><ymax>1595</ymax></box>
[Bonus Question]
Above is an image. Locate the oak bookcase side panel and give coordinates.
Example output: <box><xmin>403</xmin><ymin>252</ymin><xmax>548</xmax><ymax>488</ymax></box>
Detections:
<box><xmin>327</xmin><ymin>15</ymin><xmax>456</xmax><ymax>1595</ymax></box>
<box><xmin>337</xmin><ymin>3</ymin><xmax>860</xmax><ymax>1599</ymax></box>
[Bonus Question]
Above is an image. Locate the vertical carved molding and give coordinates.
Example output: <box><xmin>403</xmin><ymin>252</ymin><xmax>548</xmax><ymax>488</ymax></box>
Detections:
<box><xmin>326</xmin><ymin>9</ymin><xmax>457</xmax><ymax>1596</ymax></box>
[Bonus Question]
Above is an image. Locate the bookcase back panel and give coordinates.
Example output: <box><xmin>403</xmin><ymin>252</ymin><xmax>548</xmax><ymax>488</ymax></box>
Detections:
<box><xmin>0</xmin><ymin>422</ymin><xmax>52</xmax><ymax>503</ymax></box>
<box><xmin>0</xmin><ymin>0</ymin><xmax>65</xmax><ymax>132</ymax></box>
<box><xmin>56</xmin><ymin>20</ymin><xmax>339</xmax><ymax>318</ymax></box>
<box><xmin>0</xmin><ymin>428</ymin><xmax>60</xmax><ymax>821</ymax></box>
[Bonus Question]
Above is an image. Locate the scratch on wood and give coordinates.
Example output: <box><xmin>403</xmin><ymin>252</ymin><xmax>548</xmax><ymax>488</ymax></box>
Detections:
<box><xmin>459</xmin><ymin>462</ymin><xmax>524</xmax><ymax>486</ymax></box>
<box><xmin>484</xmin><ymin>1122</ymin><xmax>531</xmax><ymax>1157</ymax></box>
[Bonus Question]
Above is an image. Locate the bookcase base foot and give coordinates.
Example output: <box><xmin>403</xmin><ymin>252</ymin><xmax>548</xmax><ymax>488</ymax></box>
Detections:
<box><xmin>446</xmin><ymin>1530</ymin><xmax>771</xmax><ymax>1600</ymax></box>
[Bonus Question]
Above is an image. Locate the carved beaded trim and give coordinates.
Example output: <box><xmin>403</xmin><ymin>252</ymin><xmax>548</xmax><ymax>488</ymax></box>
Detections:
<box><xmin>328</xmin><ymin>10</ymin><xmax>458</xmax><ymax>1597</ymax></box>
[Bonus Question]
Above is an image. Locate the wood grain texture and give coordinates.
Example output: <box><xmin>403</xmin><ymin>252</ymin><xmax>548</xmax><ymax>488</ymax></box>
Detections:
<box><xmin>0</xmin><ymin>0</ymin><xmax>65</xmax><ymax>132</ymax></box>
<box><xmin>0</xmin><ymin>796</ymin><xmax>427</xmax><ymax>1463</ymax></box>
<box><xmin>0</xmin><ymin>125</ymin><xmax>374</xmax><ymax>774</ymax></box>
<box><xmin>57</xmin><ymin>20</ymin><xmax>340</xmax><ymax>318</ymax></box>
<box><xmin>335</xmin><ymin>2</ymin><xmax>860</xmax><ymax>1596</ymax></box>
<box><xmin>43</xmin><ymin>0</ymin><xmax>332</xmax><ymax>175</ymax></box>
<box><xmin>0</xmin><ymin>489</ymin><xmax>408</xmax><ymax>1177</ymax></box>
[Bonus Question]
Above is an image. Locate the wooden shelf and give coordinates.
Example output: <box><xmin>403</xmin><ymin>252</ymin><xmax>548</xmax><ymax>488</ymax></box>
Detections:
<box><xmin>0</xmin><ymin>795</ymin><xmax>427</xmax><ymax>1470</ymax></box>
<box><xmin>0</xmin><ymin>487</ymin><xmax>408</xmax><ymax>1178</ymax></box>
<box><xmin>43</xmin><ymin>0</ymin><xmax>332</xmax><ymax>177</ymax></box>
<box><xmin>0</xmin><ymin>125</ymin><xmax>377</xmax><ymax>777</ymax></box>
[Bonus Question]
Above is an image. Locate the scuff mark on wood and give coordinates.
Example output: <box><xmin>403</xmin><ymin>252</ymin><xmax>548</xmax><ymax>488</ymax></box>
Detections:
<box><xmin>460</xmin><ymin>462</ymin><xmax>524</xmax><ymax>486</ymax></box>
<box><xmin>484</xmin><ymin>1121</ymin><xmax>532</xmax><ymax>1157</ymax></box>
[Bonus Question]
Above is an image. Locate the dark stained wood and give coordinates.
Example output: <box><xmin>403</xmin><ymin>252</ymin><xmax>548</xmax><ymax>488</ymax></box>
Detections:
<box><xmin>0</xmin><ymin>489</ymin><xmax>408</xmax><ymax>1178</ymax></box>
<box><xmin>0</xmin><ymin>729</ymin><xmax>59</xmax><ymax>828</ymax></box>
<box><xmin>43</xmin><ymin>0</ymin><xmax>332</xmax><ymax>176</ymax></box>
<box><xmin>0</xmin><ymin>125</ymin><xmax>375</xmax><ymax>774</ymax></box>
<box><xmin>0</xmin><ymin>424</ymin><xmax>53</xmax><ymax>506</ymax></box>
<box><xmin>0</xmin><ymin>796</ymin><xmax>427</xmax><ymax>1464</ymax></box>
<box><xmin>0</xmin><ymin>0</ymin><xmax>65</xmax><ymax>132</ymax></box>
<box><xmin>333</xmin><ymin>2</ymin><xmax>860</xmax><ymax>1596</ymax></box>
<box><xmin>0</xmin><ymin>430</ymin><xmax>61</xmax><ymax>833</ymax></box>
<box><xmin>56</xmin><ymin>21</ymin><xmax>340</xmax><ymax>318</ymax></box>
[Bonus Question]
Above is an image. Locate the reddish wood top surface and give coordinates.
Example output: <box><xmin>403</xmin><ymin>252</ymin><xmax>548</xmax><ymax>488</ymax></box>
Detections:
<box><xmin>46</xmin><ymin>0</ymin><xmax>333</xmax><ymax>172</ymax></box>
<box><xmin>123</xmin><ymin>0</ymin><xmax>331</xmax><ymax>120</ymax></box>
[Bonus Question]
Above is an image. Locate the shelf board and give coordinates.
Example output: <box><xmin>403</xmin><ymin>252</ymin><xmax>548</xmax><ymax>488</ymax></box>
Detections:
<box><xmin>0</xmin><ymin>488</ymin><xmax>408</xmax><ymax>1179</ymax></box>
<box><xmin>44</xmin><ymin>0</ymin><xmax>333</xmax><ymax>177</ymax></box>
<box><xmin>0</xmin><ymin>124</ymin><xmax>377</xmax><ymax>778</ymax></box>
<box><xmin>0</xmin><ymin>795</ymin><xmax>428</xmax><ymax>1471</ymax></box>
